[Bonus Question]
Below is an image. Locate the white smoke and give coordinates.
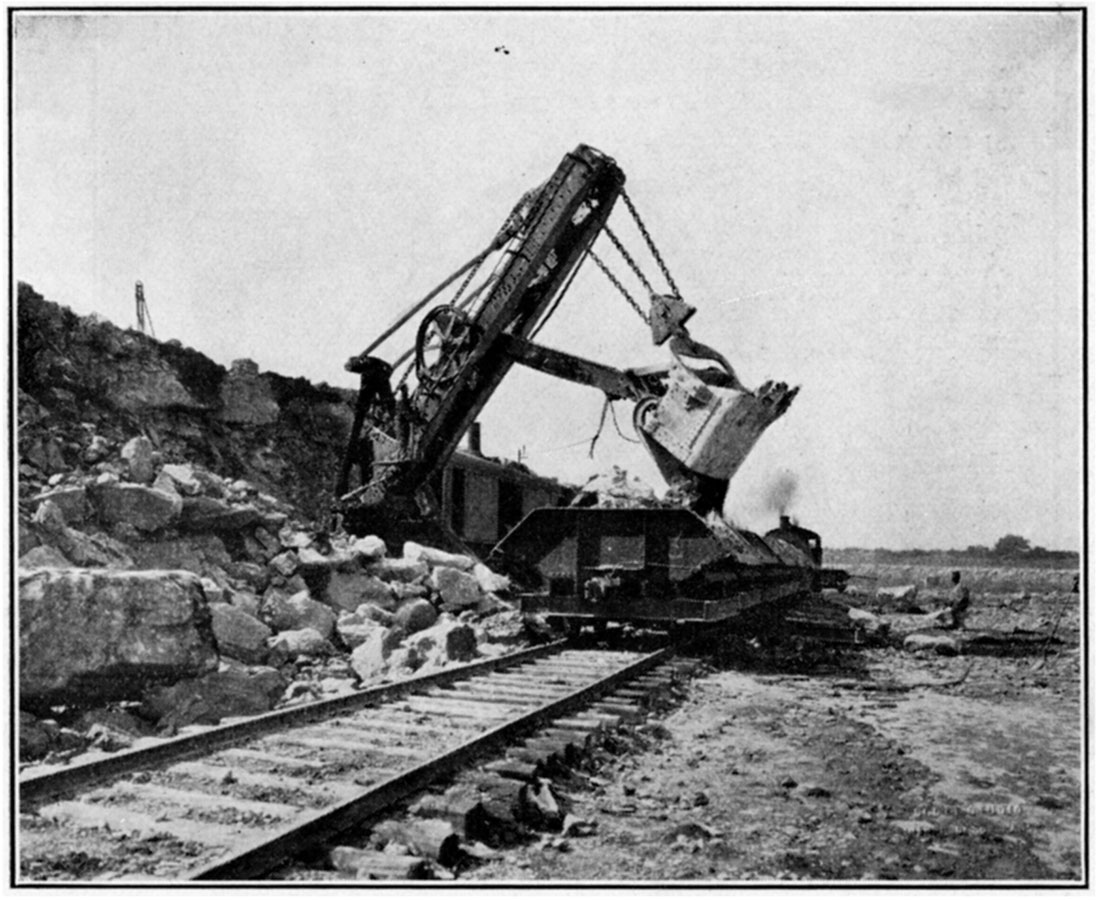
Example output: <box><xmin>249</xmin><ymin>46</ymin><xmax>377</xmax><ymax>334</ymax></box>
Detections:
<box><xmin>764</xmin><ymin>469</ymin><xmax>799</xmax><ymax>517</ymax></box>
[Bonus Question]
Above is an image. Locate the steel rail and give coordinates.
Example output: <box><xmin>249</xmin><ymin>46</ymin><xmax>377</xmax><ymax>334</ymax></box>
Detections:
<box><xmin>19</xmin><ymin>640</ymin><xmax>567</xmax><ymax>805</ymax></box>
<box><xmin>186</xmin><ymin>644</ymin><xmax>674</xmax><ymax>880</ymax></box>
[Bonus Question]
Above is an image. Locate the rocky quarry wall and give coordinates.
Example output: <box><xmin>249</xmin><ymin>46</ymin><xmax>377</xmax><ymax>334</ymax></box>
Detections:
<box><xmin>16</xmin><ymin>284</ymin><xmax>530</xmax><ymax>764</ymax></box>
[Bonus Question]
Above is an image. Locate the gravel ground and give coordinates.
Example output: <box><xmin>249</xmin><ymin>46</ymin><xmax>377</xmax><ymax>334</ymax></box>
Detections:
<box><xmin>468</xmin><ymin>591</ymin><xmax>1081</xmax><ymax>884</ymax></box>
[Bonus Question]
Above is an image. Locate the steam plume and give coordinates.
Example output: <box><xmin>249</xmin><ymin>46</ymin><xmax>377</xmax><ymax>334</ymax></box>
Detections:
<box><xmin>765</xmin><ymin>469</ymin><xmax>799</xmax><ymax>516</ymax></box>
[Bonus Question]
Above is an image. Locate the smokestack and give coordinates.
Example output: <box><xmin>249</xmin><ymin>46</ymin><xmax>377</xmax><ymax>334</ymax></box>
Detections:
<box><xmin>780</xmin><ymin>515</ymin><xmax>791</xmax><ymax>530</ymax></box>
<box><xmin>466</xmin><ymin>422</ymin><xmax>482</xmax><ymax>456</ymax></box>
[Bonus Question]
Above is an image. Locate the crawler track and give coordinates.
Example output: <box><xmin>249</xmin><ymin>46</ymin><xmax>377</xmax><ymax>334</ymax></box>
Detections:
<box><xmin>19</xmin><ymin>640</ymin><xmax>676</xmax><ymax>882</ymax></box>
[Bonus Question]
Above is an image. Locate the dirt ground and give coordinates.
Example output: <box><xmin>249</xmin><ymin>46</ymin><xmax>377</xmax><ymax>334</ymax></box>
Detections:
<box><xmin>469</xmin><ymin>583</ymin><xmax>1082</xmax><ymax>884</ymax></box>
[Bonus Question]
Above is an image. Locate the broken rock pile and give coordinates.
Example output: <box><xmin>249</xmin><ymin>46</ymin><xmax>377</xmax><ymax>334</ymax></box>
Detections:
<box><xmin>19</xmin><ymin>454</ymin><xmax>523</xmax><ymax>762</ymax></box>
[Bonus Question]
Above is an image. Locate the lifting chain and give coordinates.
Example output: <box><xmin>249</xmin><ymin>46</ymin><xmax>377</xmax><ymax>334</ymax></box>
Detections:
<box><xmin>602</xmin><ymin>223</ymin><xmax>655</xmax><ymax>296</ymax></box>
<box><xmin>588</xmin><ymin>187</ymin><xmax>686</xmax><ymax>328</ymax></box>
<box><xmin>620</xmin><ymin>188</ymin><xmax>682</xmax><ymax>300</ymax></box>
<box><xmin>587</xmin><ymin>248</ymin><xmax>650</xmax><ymax>324</ymax></box>
<box><xmin>450</xmin><ymin>255</ymin><xmax>482</xmax><ymax>307</ymax></box>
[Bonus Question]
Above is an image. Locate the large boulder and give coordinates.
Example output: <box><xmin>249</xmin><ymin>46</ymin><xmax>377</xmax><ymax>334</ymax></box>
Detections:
<box><xmin>393</xmin><ymin>598</ymin><xmax>439</xmax><ymax>636</ymax></box>
<box><xmin>351</xmin><ymin>535</ymin><xmax>387</xmax><ymax>562</ymax></box>
<box><xmin>76</xmin><ymin>706</ymin><xmax>154</xmax><ymax>734</ymax></box>
<box><xmin>323</xmin><ymin>571</ymin><xmax>396</xmax><ymax>613</ymax></box>
<box><xmin>19</xmin><ymin>545</ymin><xmax>72</xmax><ymax>570</ymax></box>
<box><xmin>18</xmin><ymin>713</ymin><xmax>86</xmax><ymax>761</ymax></box>
<box><xmin>141</xmin><ymin>665</ymin><xmax>286</xmax><ymax>728</ymax></box>
<box><xmin>403</xmin><ymin>541</ymin><xmax>475</xmax><ymax>572</ymax></box>
<box><xmin>120</xmin><ymin>436</ymin><xmax>155</xmax><ymax>484</ymax></box>
<box><xmin>473</xmin><ymin>562</ymin><xmax>511</xmax><ymax>594</ymax></box>
<box><xmin>267</xmin><ymin>627</ymin><xmax>336</xmax><ymax>662</ymax></box>
<box><xmin>268</xmin><ymin>551</ymin><xmax>298</xmax><ymax>578</ymax></box>
<box><xmin>336</xmin><ymin>605</ymin><xmax>395</xmax><ymax>649</ymax></box>
<box><xmin>29</xmin><ymin>501</ymin><xmax>134</xmax><ymax>563</ymax></box>
<box><xmin>474</xmin><ymin>609</ymin><xmax>528</xmax><ymax>646</ymax></box>
<box><xmin>260</xmin><ymin>587</ymin><xmax>336</xmax><ymax>639</ymax></box>
<box><xmin>210</xmin><ymin>603</ymin><xmax>272</xmax><ymax>664</ymax></box>
<box><xmin>83</xmin><ymin>434</ymin><xmax>112</xmax><ymax>464</ymax></box>
<box><xmin>349</xmin><ymin>625</ymin><xmax>406</xmax><ymax>682</ymax></box>
<box><xmin>847</xmin><ymin>606</ymin><xmax>889</xmax><ymax>639</ymax></box>
<box><xmin>391</xmin><ymin>581</ymin><xmax>430</xmax><ymax>601</ymax></box>
<box><xmin>19</xmin><ymin>568</ymin><xmax>218</xmax><ymax>706</ymax></box>
<box><xmin>228</xmin><ymin>590</ymin><xmax>263</xmax><ymax>619</ymax></box>
<box><xmin>130</xmin><ymin>535</ymin><xmax>232</xmax><ymax>578</ymax></box>
<box><xmin>32</xmin><ymin>520</ymin><xmax>135</xmax><ymax>569</ymax></box>
<box><xmin>20</xmin><ymin>711</ymin><xmax>61</xmax><ymax>761</ymax></box>
<box><xmin>409</xmin><ymin>619</ymin><xmax>479</xmax><ymax>670</ymax></box>
<box><xmin>23</xmin><ymin>435</ymin><xmax>68</xmax><ymax>475</ymax></box>
<box><xmin>364</xmin><ymin>558</ymin><xmax>430</xmax><ymax>585</ymax></box>
<box><xmin>296</xmin><ymin>548</ymin><xmax>403</xmax><ymax>614</ymax></box>
<box><xmin>431</xmin><ymin>566</ymin><xmax>482</xmax><ymax>613</ymax></box>
<box><xmin>158</xmin><ymin>463</ymin><xmax>202</xmax><ymax>496</ymax></box>
<box><xmin>875</xmin><ymin>584</ymin><xmax>922</xmax><ymax>613</ymax></box>
<box><xmin>29</xmin><ymin>501</ymin><xmax>136</xmax><ymax>567</ymax></box>
<box><xmin>224</xmin><ymin>560</ymin><xmax>270</xmax><ymax>593</ymax></box>
<box><xmin>88</xmin><ymin>482</ymin><xmax>182</xmax><ymax>531</ymax></box>
<box><xmin>31</xmin><ymin>486</ymin><xmax>89</xmax><ymax>525</ymax></box>
<box><xmin>179</xmin><ymin>497</ymin><xmax>261</xmax><ymax>532</ymax></box>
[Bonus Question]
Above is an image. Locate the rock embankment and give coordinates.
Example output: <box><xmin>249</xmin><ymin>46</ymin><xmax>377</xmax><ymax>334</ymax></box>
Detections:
<box><xmin>19</xmin><ymin>452</ymin><xmax>526</xmax><ymax>762</ymax></box>
<box><xmin>17</xmin><ymin>284</ymin><xmax>529</xmax><ymax>764</ymax></box>
<box><xmin>17</xmin><ymin>281</ymin><xmax>355</xmax><ymax>520</ymax></box>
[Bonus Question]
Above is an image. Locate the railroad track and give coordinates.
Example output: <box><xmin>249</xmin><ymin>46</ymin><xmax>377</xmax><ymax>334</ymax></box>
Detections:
<box><xmin>19</xmin><ymin>639</ymin><xmax>684</xmax><ymax>882</ymax></box>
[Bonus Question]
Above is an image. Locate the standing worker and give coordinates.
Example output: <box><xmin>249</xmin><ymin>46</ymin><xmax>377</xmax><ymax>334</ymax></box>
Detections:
<box><xmin>948</xmin><ymin>570</ymin><xmax>970</xmax><ymax>629</ymax></box>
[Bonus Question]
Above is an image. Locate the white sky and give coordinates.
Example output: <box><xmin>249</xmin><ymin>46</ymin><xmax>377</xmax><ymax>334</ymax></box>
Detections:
<box><xmin>12</xmin><ymin>10</ymin><xmax>1084</xmax><ymax>551</ymax></box>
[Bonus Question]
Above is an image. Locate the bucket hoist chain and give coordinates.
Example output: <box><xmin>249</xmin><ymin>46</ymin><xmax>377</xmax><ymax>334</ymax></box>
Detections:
<box><xmin>450</xmin><ymin>254</ymin><xmax>482</xmax><ymax>307</ymax></box>
<box><xmin>587</xmin><ymin>188</ymin><xmax>743</xmax><ymax>388</ymax></box>
<box><xmin>587</xmin><ymin>187</ymin><xmax>685</xmax><ymax>327</ymax></box>
<box><xmin>620</xmin><ymin>188</ymin><xmax>682</xmax><ymax>301</ymax></box>
<box><xmin>587</xmin><ymin>248</ymin><xmax>651</xmax><ymax>324</ymax></box>
<box><xmin>602</xmin><ymin>222</ymin><xmax>655</xmax><ymax>297</ymax></box>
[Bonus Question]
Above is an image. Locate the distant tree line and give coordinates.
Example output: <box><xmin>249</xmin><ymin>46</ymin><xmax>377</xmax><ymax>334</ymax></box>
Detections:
<box><xmin>830</xmin><ymin>534</ymin><xmax>1078</xmax><ymax>567</ymax></box>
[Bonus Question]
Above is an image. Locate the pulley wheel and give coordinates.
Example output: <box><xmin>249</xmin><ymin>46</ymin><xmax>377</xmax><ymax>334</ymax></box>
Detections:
<box><xmin>415</xmin><ymin>305</ymin><xmax>474</xmax><ymax>386</ymax></box>
<box><xmin>632</xmin><ymin>396</ymin><xmax>660</xmax><ymax>438</ymax></box>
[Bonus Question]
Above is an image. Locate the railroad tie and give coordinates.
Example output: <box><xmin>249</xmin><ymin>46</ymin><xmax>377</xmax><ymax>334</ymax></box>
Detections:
<box><xmin>610</xmin><ymin>686</ymin><xmax>653</xmax><ymax>699</ymax></box>
<box><xmin>452</xmin><ymin>674</ymin><xmax>569</xmax><ymax>692</ymax></box>
<box><xmin>427</xmin><ymin>686</ymin><xmax>556</xmax><ymax>706</ymax></box>
<box><xmin>163</xmin><ymin>761</ymin><xmax>364</xmax><ymax>805</ymax></box>
<box><xmin>408</xmin><ymin>784</ymin><xmax>485</xmax><ymax>837</ymax></box>
<box><xmin>506</xmin><ymin>738</ymin><xmax>573</xmax><ymax>768</ymax></box>
<box><xmin>328</xmin><ymin>847</ymin><xmax>432</xmax><ymax>880</ymax></box>
<box><xmin>505</xmin><ymin>745</ymin><xmax>559</xmax><ymax>767</ymax></box>
<box><xmin>371</xmin><ymin>817</ymin><xmax>461</xmax><ymax>866</ymax></box>
<box><xmin>113</xmin><ymin>781</ymin><xmax>303</xmax><ymax>818</ymax></box>
<box><xmin>632</xmin><ymin>676</ymin><xmax>676</xmax><ymax>693</ymax></box>
<box><xmin>552</xmin><ymin>713</ymin><xmax>619</xmax><ymax>732</ymax></box>
<box><xmin>481</xmin><ymin>758</ymin><xmax>540</xmax><ymax>782</ymax></box>
<box><xmin>592</xmin><ymin>701</ymin><xmax>642</xmax><ymax>722</ymax></box>
<box><xmin>211</xmin><ymin>747</ymin><xmax>328</xmax><ymax>770</ymax></box>
<box><xmin>455</xmin><ymin>772</ymin><xmax>526</xmax><ymax>838</ymax></box>
<box><xmin>398</xmin><ymin>695</ymin><xmax>521</xmax><ymax>720</ymax></box>
<box><xmin>435</xmin><ymin>682</ymin><xmax>567</xmax><ymax>700</ymax></box>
